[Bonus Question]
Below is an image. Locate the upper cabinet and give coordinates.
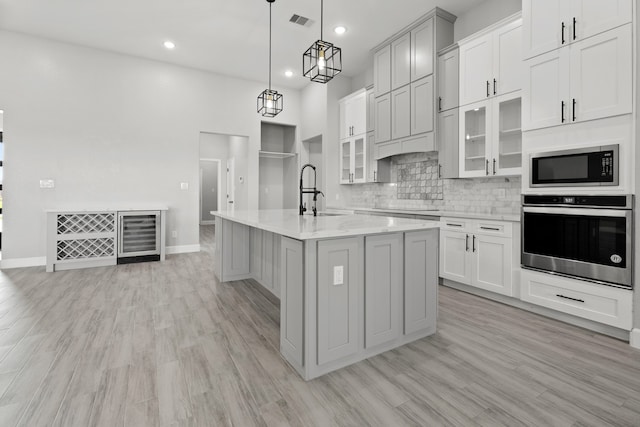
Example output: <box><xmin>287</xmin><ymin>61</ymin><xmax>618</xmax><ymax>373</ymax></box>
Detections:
<box><xmin>372</xmin><ymin>8</ymin><xmax>456</xmax><ymax>158</ymax></box>
<box><xmin>523</xmin><ymin>0</ymin><xmax>632</xmax><ymax>60</ymax></box>
<box><xmin>437</xmin><ymin>45</ymin><xmax>459</xmax><ymax>112</ymax></box>
<box><xmin>523</xmin><ymin>22</ymin><xmax>632</xmax><ymax>131</ymax></box>
<box><xmin>459</xmin><ymin>17</ymin><xmax>523</xmax><ymax>106</ymax></box>
<box><xmin>339</xmin><ymin>89</ymin><xmax>367</xmax><ymax>139</ymax></box>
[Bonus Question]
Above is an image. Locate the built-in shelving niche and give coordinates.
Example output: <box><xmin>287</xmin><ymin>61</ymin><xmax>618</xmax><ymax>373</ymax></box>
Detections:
<box><xmin>259</xmin><ymin>122</ymin><xmax>298</xmax><ymax>210</ymax></box>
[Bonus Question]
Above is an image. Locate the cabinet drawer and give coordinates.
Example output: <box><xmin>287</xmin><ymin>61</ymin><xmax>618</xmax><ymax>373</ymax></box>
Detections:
<box><xmin>474</xmin><ymin>221</ymin><xmax>512</xmax><ymax>237</ymax></box>
<box><xmin>440</xmin><ymin>217</ymin><xmax>471</xmax><ymax>231</ymax></box>
<box><xmin>521</xmin><ymin>269</ymin><xmax>632</xmax><ymax>330</ymax></box>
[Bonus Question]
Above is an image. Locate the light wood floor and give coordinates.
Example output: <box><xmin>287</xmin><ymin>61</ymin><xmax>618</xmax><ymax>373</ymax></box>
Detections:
<box><xmin>0</xmin><ymin>226</ymin><xmax>639</xmax><ymax>426</ymax></box>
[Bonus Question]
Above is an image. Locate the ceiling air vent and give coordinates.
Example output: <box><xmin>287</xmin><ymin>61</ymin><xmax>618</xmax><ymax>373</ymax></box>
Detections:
<box><xmin>289</xmin><ymin>14</ymin><xmax>312</xmax><ymax>27</ymax></box>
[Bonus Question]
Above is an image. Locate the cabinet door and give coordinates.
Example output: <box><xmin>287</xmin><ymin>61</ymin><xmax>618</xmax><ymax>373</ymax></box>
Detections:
<box><xmin>262</xmin><ymin>231</ymin><xmax>275</xmax><ymax>291</ymax></box>
<box><xmin>221</xmin><ymin>219</ymin><xmax>250</xmax><ymax>280</ymax></box>
<box><xmin>439</xmin><ymin>229</ymin><xmax>472</xmax><ymax>285</ymax></box>
<box><xmin>391</xmin><ymin>85</ymin><xmax>411</xmax><ymax>140</ymax></box>
<box><xmin>437</xmin><ymin>49</ymin><xmax>459</xmax><ymax>112</ymax></box>
<box><xmin>405</xmin><ymin>230</ymin><xmax>438</xmax><ymax>335</ymax></box>
<box><xmin>339</xmin><ymin>99</ymin><xmax>349</xmax><ymax>140</ymax></box>
<box><xmin>340</xmin><ymin>139</ymin><xmax>352</xmax><ymax>184</ymax></box>
<box><xmin>472</xmin><ymin>234</ymin><xmax>512</xmax><ymax>296</ymax></box>
<box><xmin>569</xmin><ymin>24</ymin><xmax>632</xmax><ymax>123</ymax></box>
<box><xmin>459</xmin><ymin>33</ymin><xmax>493</xmax><ymax>105</ymax></box>
<box><xmin>366</xmin><ymin>89</ymin><xmax>375</xmax><ymax>132</ymax></box>
<box><xmin>437</xmin><ymin>109</ymin><xmax>459</xmax><ymax>179</ymax></box>
<box><xmin>365</xmin><ymin>233</ymin><xmax>403</xmax><ymax>348</ymax></box>
<box><xmin>522</xmin><ymin>49</ymin><xmax>570</xmax><ymax>131</ymax></box>
<box><xmin>459</xmin><ymin>101</ymin><xmax>490</xmax><ymax>178</ymax></box>
<box><xmin>374</xmin><ymin>93</ymin><xmax>391</xmax><ymax>143</ymax></box>
<box><xmin>366</xmin><ymin>131</ymin><xmax>376</xmax><ymax>182</ymax></box>
<box><xmin>522</xmin><ymin>0</ymin><xmax>565</xmax><ymax>59</ymax></box>
<box><xmin>280</xmin><ymin>237</ymin><xmax>304</xmax><ymax>366</ymax></box>
<box><xmin>391</xmin><ymin>33</ymin><xmax>411</xmax><ymax>90</ymax></box>
<box><xmin>411</xmin><ymin>18</ymin><xmax>434</xmax><ymax>82</ymax></box>
<box><xmin>352</xmin><ymin>135</ymin><xmax>366</xmax><ymax>183</ymax></box>
<box><xmin>351</xmin><ymin>91</ymin><xmax>367</xmax><ymax>136</ymax></box>
<box><xmin>494</xmin><ymin>20</ymin><xmax>523</xmax><ymax>97</ymax></box>
<box><xmin>410</xmin><ymin>76</ymin><xmax>433</xmax><ymax>136</ymax></box>
<box><xmin>317</xmin><ymin>237</ymin><xmax>360</xmax><ymax>366</ymax></box>
<box><xmin>250</xmin><ymin>227</ymin><xmax>263</xmax><ymax>280</ymax></box>
<box><xmin>493</xmin><ymin>92</ymin><xmax>522</xmax><ymax>176</ymax></box>
<box><xmin>572</xmin><ymin>0</ymin><xmax>632</xmax><ymax>42</ymax></box>
<box><xmin>374</xmin><ymin>45</ymin><xmax>391</xmax><ymax>96</ymax></box>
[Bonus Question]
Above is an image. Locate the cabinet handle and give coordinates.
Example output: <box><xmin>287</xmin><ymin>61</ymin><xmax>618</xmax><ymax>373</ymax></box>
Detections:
<box><xmin>493</xmin><ymin>78</ymin><xmax>497</xmax><ymax>95</ymax></box>
<box><xmin>561</xmin><ymin>100</ymin><xmax>565</xmax><ymax>123</ymax></box>
<box><xmin>561</xmin><ymin>22</ymin><xmax>565</xmax><ymax>44</ymax></box>
<box><xmin>573</xmin><ymin>17</ymin><xmax>577</xmax><ymax>40</ymax></box>
<box><xmin>480</xmin><ymin>226</ymin><xmax>501</xmax><ymax>231</ymax></box>
<box><xmin>466</xmin><ymin>234</ymin><xmax>469</xmax><ymax>251</ymax></box>
<box><xmin>373</xmin><ymin>170</ymin><xmax>377</xmax><ymax>182</ymax></box>
<box><xmin>447</xmin><ymin>223</ymin><xmax>463</xmax><ymax>227</ymax></box>
<box><xmin>572</xmin><ymin>98</ymin><xmax>576</xmax><ymax>121</ymax></box>
<box><xmin>438</xmin><ymin>96</ymin><xmax>442</xmax><ymax>111</ymax></box>
<box><xmin>486</xmin><ymin>81</ymin><xmax>490</xmax><ymax>97</ymax></box>
<box><xmin>472</xmin><ymin>235</ymin><xmax>476</xmax><ymax>252</ymax></box>
<box><xmin>557</xmin><ymin>294</ymin><xmax>585</xmax><ymax>303</ymax></box>
<box><xmin>493</xmin><ymin>158</ymin><xmax>496</xmax><ymax>175</ymax></box>
<box><xmin>438</xmin><ymin>164</ymin><xmax>442</xmax><ymax>178</ymax></box>
<box><xmin>485</xmin><ymin>159</ymin><xmax>489</xmax><ymax>175</ymax></box>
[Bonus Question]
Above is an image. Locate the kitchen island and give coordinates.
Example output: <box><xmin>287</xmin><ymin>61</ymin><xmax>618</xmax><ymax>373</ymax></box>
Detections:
<box><xmin>212</xmin><ymin>209</ymin><xmax>440</xmax><ymax>380</ymax></box>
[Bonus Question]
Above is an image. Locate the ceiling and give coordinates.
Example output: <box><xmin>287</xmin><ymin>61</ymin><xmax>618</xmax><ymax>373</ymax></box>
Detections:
<box><xmin>0</xmin><ymin>0</ymin><xmax>485</xmax><ymax>90</ymax></box>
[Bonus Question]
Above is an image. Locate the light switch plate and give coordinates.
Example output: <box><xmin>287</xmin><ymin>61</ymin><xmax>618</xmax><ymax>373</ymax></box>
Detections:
<box><xmin>40</xmin><ymin>179</ymin><xmax>55</xmax><ymax>188</ymax></box>
<box><xmin>333</xmin><ymin>266</ymin><xmax>344</xmax><ymax>286</ymax></box>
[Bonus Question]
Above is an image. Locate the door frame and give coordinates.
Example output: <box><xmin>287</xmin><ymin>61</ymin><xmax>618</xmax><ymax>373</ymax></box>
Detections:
<box><xmin>226</xmin><ymin>157</ymin><xmax>235</xmax><ymax>213</ymax></box>
<box><xmin>199</xmin><ymin>158</ymin><xmax>222</xmax><ymax>225</ymax></box>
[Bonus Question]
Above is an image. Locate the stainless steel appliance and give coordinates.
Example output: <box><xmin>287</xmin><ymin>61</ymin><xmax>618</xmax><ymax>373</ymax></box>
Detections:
<box><xmin>117</xmin><ymin>211</ymin><xmax>161</xmax><ymax>264</ymax></box>
<box><xmin>522</xmin><ymin>195</ymin><xmax>633</xmax><ymax>288</ymax></box>
<box><xmin>530</xmin><ymin>145</ymin><xmax>618</xmax><ymax>187</ymax></box>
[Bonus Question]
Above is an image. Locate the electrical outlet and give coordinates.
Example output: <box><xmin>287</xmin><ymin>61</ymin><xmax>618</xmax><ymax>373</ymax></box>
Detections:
<box><xmin>171</xmin><ymin>230</ymin><xmax>177</xmax><ymax>238</ymax></box>
<box><xmin>333</xmin><ymin>266</ymin><xmax>344</xmax><ymax>286</ymax></box>
<box><xmin>39</xmin><ymin>179</ymin><xmax>55</xmax><ymax>188</ymax></box>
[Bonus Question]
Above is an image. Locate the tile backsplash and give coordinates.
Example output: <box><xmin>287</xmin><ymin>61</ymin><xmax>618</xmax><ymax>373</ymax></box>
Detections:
<box><xmin>347</xmin><ymin>152</ymin><xmax>521</xmax><ymax>215</ymax></box>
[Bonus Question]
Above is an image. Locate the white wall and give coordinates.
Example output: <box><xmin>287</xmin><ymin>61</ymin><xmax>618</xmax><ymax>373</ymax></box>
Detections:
<box><xmin>454</xmin><ymin>0</ymin><xmax>522</xmax><ymax>41</ymax></box>
<box><xmin>0</xmin><ymin>30</ymin><xmax>300</xmax><ymax>263</ymax></box>
<box><xmin>300</xmin><ymin>83</ymin><xmax>327</xmax><ymax>142</ymax></box>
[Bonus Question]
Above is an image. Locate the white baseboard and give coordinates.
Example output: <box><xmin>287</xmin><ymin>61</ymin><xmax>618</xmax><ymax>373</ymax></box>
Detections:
<box><xmin>631</xmin><ymin>328</ymin><xmax>640</xmax><ymax>349</ymax></box>
<box><xmin>200</xmin><ymin>221</ymin><xmax>215</xmax><ymax>225</ymax></box>
<box><xmin>166</xmin><ymin>244</ymin><xmax>201</xmax><ymax>255</ymax></box>
<box><xmin>0</xmin><ymin>256</ymin><xmax>46</xmax><ymax>269</ymax></box>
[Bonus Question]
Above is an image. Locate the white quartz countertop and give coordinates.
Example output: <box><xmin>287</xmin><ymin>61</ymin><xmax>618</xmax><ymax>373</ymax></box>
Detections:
<box><xmin>45</xmin><ymin>206</ymin><xmax>169</xmax><ymax>213</ymax></box>
<box><xmin>211</xmin><ymin>209</ymin><xmax>439</xmax><ymax>240</ymax></box>
<box><xmin>332</xmin><ymin>206</ymin><xmax>520</xmax><ymax>222</ymax></box>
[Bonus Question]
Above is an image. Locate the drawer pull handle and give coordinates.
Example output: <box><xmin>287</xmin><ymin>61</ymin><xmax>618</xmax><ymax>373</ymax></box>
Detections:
<box><xmin>466</xmin><ymin>234</ymin><xmax>469</xmax><ymax>251</ymax></box>
<box><xmin>472</xmin><ymin>235</ymin><xmax>476</xmax><ymax>252</ymax></box>
<box><xmin>556</xmin><ymin>294</ymin><xmax>585</xmax><ymax>303</ymax></box>
<box><xmin>480</xmin><ymin>226</ymin><xmax>500</xmax><ymax>231</ymax></box>
<box><xmin>446</xmin><ymin>223</ymin><xmax>463</xmax><ymax>227</ymax></box>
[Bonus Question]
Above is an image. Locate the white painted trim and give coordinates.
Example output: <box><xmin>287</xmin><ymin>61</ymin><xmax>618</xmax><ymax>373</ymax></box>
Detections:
<box><xmin>0</xmin><ymin>256</ymin><xmax>46</xmax><ymax>269</ymax></box>
<box><xmin>200</xmin><ymin>220</ymin><xmax>216</xmax><ymax>225</ymax></box>
<box><xmin>631</xmin><ymin>329</ymin><xmax>640</xmax><ymax>349</ymax></box>
<box><xmin>166</xmin><ymin>244</ymin><xmax>201</xmax><ymax>255</ymax></box>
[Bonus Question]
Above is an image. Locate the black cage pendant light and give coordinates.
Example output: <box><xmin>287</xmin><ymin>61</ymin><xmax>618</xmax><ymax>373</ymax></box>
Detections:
<box><xmin>257</xmin><ymin>0</ymin><xmax>283</xmax><ymax>117</ymax></box>
<box><xmin>302</xmin><ymin>0</ymin><xmax>342</xmax><ymax>83</ymax></box>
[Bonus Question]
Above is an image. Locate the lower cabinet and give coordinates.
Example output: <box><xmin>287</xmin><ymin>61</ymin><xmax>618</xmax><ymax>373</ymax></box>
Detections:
<box><xmin>404</xmin><ymin>230</ymin><xmax>438</xmax><ymax>335</ymax></box>
<box><xmin>221</xmin><ymin>219</ymin><xmax>251</xmax><ymax>281</ymax></box>
<box><xmin>439</xmin><ymin>217</ymin><xmax>516</xmax><ymax>297</ymax></box>
<box><xmin>317</xmin><ymin>237</ymin><xmax>361</xmax><ymax>365</ymax></box>
<box><xmin>249</xmin><ymin>228</ymin><xmax>281</xmax><ymax>297</ymax></box>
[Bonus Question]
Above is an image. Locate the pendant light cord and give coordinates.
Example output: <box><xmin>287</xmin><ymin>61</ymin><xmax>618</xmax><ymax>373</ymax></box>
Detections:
<box><xmin>320</xmin><ymin>0</ymin><xmax>324</xmax><ymax>40</ymax></box>
<box><xmin>268</xmin><ymin>1</ymin><xmax>272</xmax><ymax>91</ymax></box>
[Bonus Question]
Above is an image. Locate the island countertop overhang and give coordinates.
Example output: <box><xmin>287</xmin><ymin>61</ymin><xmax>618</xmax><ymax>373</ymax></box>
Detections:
<box><xmin>211</xmin><ymin>209</ymin><xmax>440</xmax><ymax>240</ymax></box>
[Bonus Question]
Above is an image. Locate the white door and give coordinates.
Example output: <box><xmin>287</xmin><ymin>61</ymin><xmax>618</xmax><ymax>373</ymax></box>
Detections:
<box><xmin>199</xmin><ymin>159</ymin><xmax>220</xmax><ymax>224</ymax></box>
<box><xmin>459</xmin><ymin>100</ymin><xmax>490</xmax><ymax>178</ymax></box>
<box><xmin>473</xmin><ymin>234</ymin><xmax>512</xmax><ymax>296</ymax></box>
<box><xmin>437</xmin><ymin>49</ymin><xmax>459</xmax><ymax>112</ymax></box>
<box><xmin>350</xmin><ymin>91</ymin><xmax>367</xmax><ymax>136</ymax></box>
<box><xmin>410</xmin><ymin>76</ymin><xmax>434</xmax><ymax>136</ymax></box>
<box><xmin>340</xmin><ymin>139</ymin><xmax>352</xmax><ymax>184</ymax></box>
<box><xmin>226</xmin><ymin>157</ymin><xmax>235</xmax><ymax>213</ymax></box>
<box><xmin>391</xmin><ymin>86</ymin><xmax>411</xmax><ymax>140</ymax></box>
<box><xmin>572</xmin><ymin>0</ymin><xmax>632</xmax><ymax>42</ymax></box>
<box><xmin>522</xmin><ymin>0</ymin><xmax>565</xmax><ymax>59</ymax></box>
<box><xmin>374</xmin><ymin>93</ymin><xmax>391</xmax><ymax>143</ymax></box>
<box><xmin>439</xmin><ymin>230</ymin><xmax>472</xmax><ymax>285</ymax></box>
<box><xmin>459</xmin><ymin>33</ymin><xmax>493</xmax><ymax>105</ymax></box>
<box><xmin>391</xmin><ymin>33</ymin><xmax>411</xmax><ymax>90</ymax></box>
<box><xmin>411</xmin><ymin>17</ymin><xmax>434</xmax><ymax>81</ymax></box>
<box><xmin>569</xmin><ymin>24</ymin><xmax>632</xmax><ymax>123</ymax></box>
<box><xmin>494</xmin><ymin>20</ymin><xmax>523</xmax><ymax>97</ymax></box>
<box><xmin>374</xmin><ymin>45</ymin><xmax>391</xmax><ymax>96</ymax></box>
<box><xmin>437</xmin><ymin>109</ymin><xmax>459</xmax><ymax>179</ymax></box>
<box><xmin>493</xmin><ymin>92</ymin><xmax>522</xmax><ymax>176</ymax></box>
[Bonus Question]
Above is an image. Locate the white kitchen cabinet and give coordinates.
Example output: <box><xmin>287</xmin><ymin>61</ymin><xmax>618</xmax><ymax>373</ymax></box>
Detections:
<box><xmin>366</xmin><ymin>131</ymin><xmax>391</xmax><ymax>183</ymax></box>
<box><xmin>374</xmin><ymin>45</ymin><xmax>391</xmax><ymax>97</ymax></box>
<box><xmin>366</xmin><ymin>89</ymin><xmax>375</xmax><ymax>132</ymax></box>
<box><xmin>437</xmin><ymin>108</ymin><xmax>459</xmax><ymax>179</ymax></box>
<box><xmin>460</xmin><ymin>91</ymin><xmax>522</xmax><ymax>177</ymax></box>
<box><xmin>523</xmin><ymin>24</ymin><xmax>632</xmax><ymax>131</ymax></box>
<box><xmin>340</xmin><ymin>135</ymin><xmax>366</xmax><ymax>184</ymax></box>
<box><xmin>339</xmin><ymin>89</ymin><xmax>366</xmax><ymax>139</ymax></box>
<box><xmin>459</xmin><ymin>16</ymin><xmax>522</xmax><ymax>106</ymax></box>
<box><xmin>411</xmin><ymin>76</ymin><xmax>434</xmax><ymax>136</ymax></box>
<box><xmin>411</xmin><ymin>18</ymin><xmax>434</xmax><ymax>82</ymax></box>
<box><xmin>374</xmin><ymin>93</ymin><xmax>391</xmax><ymax>144</ymax></box>
<box><xmin>439</xmin><ymin>218</ymin><xmax>516</xmax><ymax>297</ymax></box>
<box><xmin>437</xmin><ymin>46</ymin><xmax>459</xmax><ymax>112</ymax></box>
<box><xmin>523</xmin><ymin>0</ymin><xmax>632</xmax><ymax>60</ymax></box>
<box><xmin>391</xmin><ymin>33</ymin><xmax>411</xmax><ymax>90</ymax></box>
<box><xmin>391</xmin><ymin>85</ymin><xmax>411</xmax><ymax>140</ymax></box>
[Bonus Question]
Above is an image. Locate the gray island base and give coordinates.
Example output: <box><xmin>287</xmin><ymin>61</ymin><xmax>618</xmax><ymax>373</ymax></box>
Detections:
<box><xmin>212</xmin><ymin>210</ymin><xmax>440</xmax><ymax>380</ymax></box>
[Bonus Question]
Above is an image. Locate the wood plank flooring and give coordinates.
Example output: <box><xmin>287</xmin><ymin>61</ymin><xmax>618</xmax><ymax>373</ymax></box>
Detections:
<box><xmin>0</xmin><ymin>225</ymin><xmax>639</xmax><ymax>426</ymax></box>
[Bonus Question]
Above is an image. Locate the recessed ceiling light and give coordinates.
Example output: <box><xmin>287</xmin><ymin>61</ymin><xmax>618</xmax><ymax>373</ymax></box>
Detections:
<box><xmin>334</xmin><ymin>26</ymin><xmax>347</xmax><ymax>35</ymax></box>
<box><xmin>285</xmin><ymin>70</ymin><xmax>293</xmax><ymax>78</ymax></box>
<box><xmin>163</xmin><ymin>40</ymin><xmax>176</xmax><ymax>50</ymax></box>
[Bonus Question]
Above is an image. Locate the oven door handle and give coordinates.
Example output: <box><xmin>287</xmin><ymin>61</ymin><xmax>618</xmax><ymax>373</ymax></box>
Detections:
<box><xmin>522</xmin><ymin>206</ymin><xmax>630</xmax><ymax>218</ymax></box>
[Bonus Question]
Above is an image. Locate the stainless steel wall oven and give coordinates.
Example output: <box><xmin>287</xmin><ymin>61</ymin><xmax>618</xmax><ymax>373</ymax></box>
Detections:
<box><xmin>522</xmin><ymin>195</ymin><xmax>633</xmax><ymax>289</ymax></box>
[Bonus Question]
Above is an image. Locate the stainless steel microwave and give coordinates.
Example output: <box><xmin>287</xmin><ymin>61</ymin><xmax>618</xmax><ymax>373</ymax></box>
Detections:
<box><xmin>530</xmin><ymin>145</ymin><xmax>618</xmax><ymax>187</ymax></box>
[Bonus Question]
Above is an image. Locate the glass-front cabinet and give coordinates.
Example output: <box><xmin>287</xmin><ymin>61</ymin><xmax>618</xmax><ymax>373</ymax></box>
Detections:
<box><xmin>340</xmin><ymin>135</ymin><xmax>366</xmax><ymax>184</ymax></box>
<box><xmin>459</xmin><ymin>91</ymin><xmax>522</xmax><ymax>177</ymax></box>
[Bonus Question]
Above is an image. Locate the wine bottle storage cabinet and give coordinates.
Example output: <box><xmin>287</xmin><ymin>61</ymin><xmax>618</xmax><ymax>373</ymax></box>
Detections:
<box><xmin>47</xmin><ymin>209</ymin><xmax>166</xmax><ymax>272</ymax></box>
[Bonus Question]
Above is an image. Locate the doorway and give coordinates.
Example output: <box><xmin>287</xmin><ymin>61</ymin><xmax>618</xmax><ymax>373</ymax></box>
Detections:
<box><xmin>199</xmin><ymin>159</ymin><xmax>221</xmax><ymax>225</ymax></box>
<box><xmin>226</xmin><ymin>157</ymin><xmax>235</xmax><ymax>214</ymax></box>
<box><xmin>0</xmin><ymin>110</ymin><xmax>4</xmax><ymax>258</ymax></box>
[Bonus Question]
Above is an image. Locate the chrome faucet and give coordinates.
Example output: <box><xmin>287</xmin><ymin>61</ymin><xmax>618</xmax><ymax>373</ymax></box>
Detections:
<box><xmin>299</xmin><ymin>163</ymin><xmax>324</xmax><ymax>216</ymax></box>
